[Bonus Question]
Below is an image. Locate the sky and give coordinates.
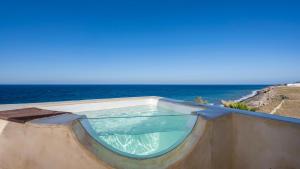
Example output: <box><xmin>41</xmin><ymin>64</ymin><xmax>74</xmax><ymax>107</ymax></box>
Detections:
<box><xmin>0</xmin><ymin>0</ymin><xmax>299</xmax><ymax>84</ymax></box>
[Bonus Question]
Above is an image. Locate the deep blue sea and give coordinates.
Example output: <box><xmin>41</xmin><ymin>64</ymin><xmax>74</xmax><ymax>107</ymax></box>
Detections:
<box><xmin>0</xmin><ymin>85</ymin><xmax>268</xmax><ymax>105</ymax></box>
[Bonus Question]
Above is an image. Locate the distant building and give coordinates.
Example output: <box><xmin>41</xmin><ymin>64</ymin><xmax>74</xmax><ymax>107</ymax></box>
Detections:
<box><xmin>286</xmin><ymin>82</ymin><xmax>300</xmax><ymax>87</ymax></box>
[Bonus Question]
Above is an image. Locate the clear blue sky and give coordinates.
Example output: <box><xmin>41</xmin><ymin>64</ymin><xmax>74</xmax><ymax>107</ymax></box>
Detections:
<box><xmin>0</xmin><ymin>0</ymin><xmax>299</xmax><ymax>84</ymax></box>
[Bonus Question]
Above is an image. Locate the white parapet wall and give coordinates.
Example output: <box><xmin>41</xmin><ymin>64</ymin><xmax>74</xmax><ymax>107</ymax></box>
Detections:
<box><xmin>39</xmin><ymin>96</ymin><xmax>159</xmax><ymax>113</ymax></box>
<box><xmin>286</xmin><ymin>83</ymin><xmax>300</xmax><ymax>87</ymax></box>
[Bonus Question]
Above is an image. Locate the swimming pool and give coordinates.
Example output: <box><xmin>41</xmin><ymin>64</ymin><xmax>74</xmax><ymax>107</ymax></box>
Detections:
<box><xmin>78</xmin><ymin>105</ymin><xmax>198</xmax><ymax>159</ymax></box>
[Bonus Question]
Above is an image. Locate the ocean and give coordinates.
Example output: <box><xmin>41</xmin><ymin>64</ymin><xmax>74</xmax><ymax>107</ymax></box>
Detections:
<box><xmin>0</xmin><ymin>85</ymin><xmax>268</xmax><ymax>105</ymax></box>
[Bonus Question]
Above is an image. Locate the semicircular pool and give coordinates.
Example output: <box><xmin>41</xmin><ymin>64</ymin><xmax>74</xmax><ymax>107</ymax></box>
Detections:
<box><xmin>78</xmin><ymin>105</ymin><xmax>197</xmax><ymax>159</ymax></box>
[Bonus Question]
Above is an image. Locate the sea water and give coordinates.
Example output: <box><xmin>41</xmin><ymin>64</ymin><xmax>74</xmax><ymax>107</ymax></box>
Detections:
<box><xmin>0</xmin><ymin>85</ymin><xmax>268</xmax><ymax>104</ymax></box>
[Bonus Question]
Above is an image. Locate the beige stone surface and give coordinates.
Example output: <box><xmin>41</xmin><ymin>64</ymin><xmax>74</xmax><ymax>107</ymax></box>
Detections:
<box><xmin>232</xmin><ymin>114</ymin><xmax>300</xmax><ymax>169</ymax></box>
<box><xmin>0</xmin><ymin>120</ymin><xmax>108</xmax><ymax>169</ymax></box>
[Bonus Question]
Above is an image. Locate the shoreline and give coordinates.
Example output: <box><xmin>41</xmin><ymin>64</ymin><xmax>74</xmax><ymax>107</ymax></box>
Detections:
<box><xmin>238</xmin><ymin>86</ymin><xmax>273</xmax><ymax>103</ymax></box>
<box><xmin>234</xmin><ymin>90</ymin><xmax>260</xmax><ymax>103</ymax></box>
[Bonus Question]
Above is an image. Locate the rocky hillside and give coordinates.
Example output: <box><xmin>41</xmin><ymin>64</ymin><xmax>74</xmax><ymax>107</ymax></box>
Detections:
<box><xmin>243</xmin><ymin>86</ymin><xmax>300</xmax><ymax>118</ymax></box>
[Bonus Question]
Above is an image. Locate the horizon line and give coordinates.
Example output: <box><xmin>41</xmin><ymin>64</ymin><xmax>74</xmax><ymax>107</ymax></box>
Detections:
<box><xmin>0</xmin><ymin>83</ymin><xmax>274</xmax><ymax>85</ymax></box>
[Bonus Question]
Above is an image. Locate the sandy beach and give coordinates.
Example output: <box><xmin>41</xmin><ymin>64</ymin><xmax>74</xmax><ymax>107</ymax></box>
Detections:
<box><xmin>243</xmin><ymin>85</ymin><xmax>300</xmax><ymax>118</ymax></box>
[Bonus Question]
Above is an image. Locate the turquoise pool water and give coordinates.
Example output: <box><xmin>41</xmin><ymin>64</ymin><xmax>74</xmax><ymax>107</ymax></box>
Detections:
<box><xmin>78</xmin><ymin>105</ymin><xmax>198</xmax><ymax>159</ymax></box>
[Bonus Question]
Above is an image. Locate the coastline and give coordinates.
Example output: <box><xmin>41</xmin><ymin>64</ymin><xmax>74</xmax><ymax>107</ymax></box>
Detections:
<box><xmin>241</xmin><ymin>84</ymin><xmax>300</xmax><ymax>118</ymax></box>
<box><xmin>234</xmin><ymin>90</ymin><xmax>260</xmax><ymax>103</ymax></box>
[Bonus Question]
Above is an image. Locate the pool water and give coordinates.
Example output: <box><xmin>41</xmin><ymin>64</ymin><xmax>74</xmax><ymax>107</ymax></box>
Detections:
<box><xmin>78</xmin><ymin>105</ymin><xmax>197</xmax><ymax>159</ymax></box>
